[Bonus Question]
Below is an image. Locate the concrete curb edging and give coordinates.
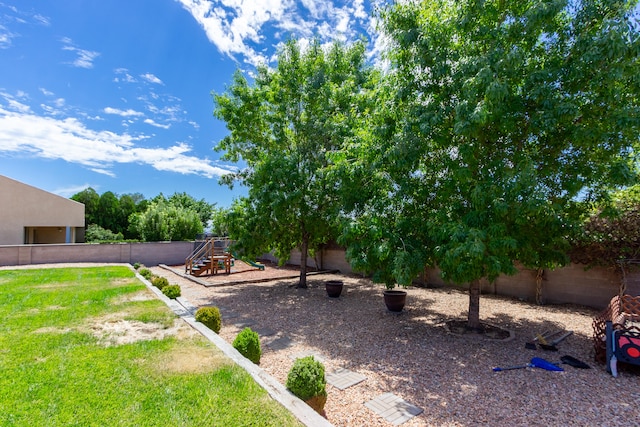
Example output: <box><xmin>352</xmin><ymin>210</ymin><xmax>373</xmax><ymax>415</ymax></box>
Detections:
<box><xmin>131</xmin><ymin>266</ymin><xmax>333</xmax><ymax>427</ymax></box>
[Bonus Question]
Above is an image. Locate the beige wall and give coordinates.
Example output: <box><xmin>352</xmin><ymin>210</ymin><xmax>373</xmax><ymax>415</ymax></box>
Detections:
<box><xmin>0</xmin><ymin>175</ymin><xmax>85</xmax><ymax>245</ymax></box>
<box><xmin>267</xmin><ymin>247</ymin><xmax>634</xmax><ymax>310</ymax></box>
<box><xmin>0</xmin><ymin>241</ymin><xmax>194</xmax><ymax>267</ymax></box>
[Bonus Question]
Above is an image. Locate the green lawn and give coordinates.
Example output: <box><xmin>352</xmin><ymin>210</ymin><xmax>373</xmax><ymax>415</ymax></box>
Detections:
<box><xmin>0</xmin><ymin>266</ymin><xmax>301</xmax><ymax>427</ymax></box>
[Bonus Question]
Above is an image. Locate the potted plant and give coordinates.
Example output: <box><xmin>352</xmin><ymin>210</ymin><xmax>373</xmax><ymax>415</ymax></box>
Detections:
<box><xmin>383</xmin><ymin>281</ymin><xmax>407</xmax><ymax>313</ymax></box>
<box><xmin>325</xmin><ymin>279</ymin><xmax>344</xmax><ymax>298</ymax></box>
<box><xmin>340</xmin><ymin>213</ymin><xmax>428</xmax><ymax>313</ymax></box>
<box><xmin>286</xmin><ymin>356</ymin><xmax>327</xmax><ymax>417</ymax></box>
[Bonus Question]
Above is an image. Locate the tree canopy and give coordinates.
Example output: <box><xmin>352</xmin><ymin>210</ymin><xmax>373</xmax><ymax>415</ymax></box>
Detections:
<box><xmin>70</xmin><ymin>189</ymin><xmax>210</xmax><ymax>242</ymax></box>
<box><xmin>351</xmin><ymin>0</ymin><xmax>640</xmax><ymax>327</ymax></box>
<box><xmin>128</xmin><ymin>200</ymin><xmax>203</xmax><ymax>242</ymax></box>
<box><xmin>213</xmin><ymin>38</ymin><xmax>375</xmax><ymax>287</ymax></box>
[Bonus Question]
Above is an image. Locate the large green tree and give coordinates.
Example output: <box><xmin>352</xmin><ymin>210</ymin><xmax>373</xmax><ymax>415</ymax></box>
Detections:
<box><xmin>214</xmin><ymin>38</ymin><xmax>374</xmax><ymax>287</ymax></box>
<box><xmin>71</xmin><ymin>187</ymin><xmax>100</xmax><ymax>226</ymax></box>
<box><xmin>160</xmin><ymin>192</ymin><xmax>215</xmax><ymax>228</ymax></box>
<box><xmin>129</xmin><ymin>200</ymin><xmax>203</xmax><ymax>242</ymax></box>
<box><xmin>364</xmin><ymin>0</ymin><xmax>640</xmax><ymax>328</ymax></box>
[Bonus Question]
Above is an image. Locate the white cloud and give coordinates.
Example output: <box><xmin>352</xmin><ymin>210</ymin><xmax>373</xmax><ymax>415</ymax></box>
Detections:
<box><xmin>39</xmin><ymin>87</ymin><xmax>55</xmax><ymax>96</ymax></box>
<box><xmin>146</xmin><ymin>104</ymin><xmax>182</xmax><ymax>121</ymax></box>
<box><xmin>61</xmin><ymin>38</ymin><xmax>100</xmax><ymax>68</ymax></box>
<box><xmin>0</xmin><ymin>107</ymin><xmax>236</xmax><ymax>178</ymax></box>
<box><xmin>140</xmin><ymin>73</ymin><xmax>163</xmax><ymax>85</ymax></box>
<box><xmin>114</xmin><ymin>68</ymin><xmax>137</xmax><ymax>83</ymax></box>
<box><xmin>33</xmin><ymin>14</ymin><xmax>50</xmax><ymax>26</ymax></box>
<box><xmin>0</xmin><ymin>91</ymin><xmax>31</xmax><ymax>113</ymax></box>
<box><xmin>53</xmin><ymin>183</ymin><xmax>97</xmax><ymax>198</ymax></box>
<box><xmin>103</xmin><ymin>107</ymin><xmax>144</xmax><ymax>117</ymax></box>
<box><xmin>178</xmin><ymin>0</ymin><xmax>290</xmax><ymax>66</ymax></box>
<box><xmin>40</xmin><ymin>104</ymin><xmax>63</xmax><ymax>115</ymax></box>
<box><xmin>178</xmin><ymin>0</ymin><xmax>375</xmax><ymax>66</ymax></box>
<box><xmin>0</xmin><ymin>24</ymin><xmax>17</xmax><ymax>49</ymax></box>
<box><xmin>144</xmin><ymin>118</ymin><xmax>171</xmax><ymax>129</ymax></box>
<box><xmin>7</xmin><ymin>99</ymin><xmax>31</xmax><ymax>113</ymax></box>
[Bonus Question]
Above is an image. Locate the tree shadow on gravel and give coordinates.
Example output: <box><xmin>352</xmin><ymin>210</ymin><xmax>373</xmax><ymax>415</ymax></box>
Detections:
<box><xmin>184</xmin><ymin>273</ymin><xmax>635</xmax><ymax>427</ymax></box>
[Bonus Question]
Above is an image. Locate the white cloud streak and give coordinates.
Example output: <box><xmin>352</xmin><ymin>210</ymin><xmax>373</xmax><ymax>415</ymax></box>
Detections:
<box><xmin>140</xmin><ymin>73</ymin><xmax>163</xmax><ymax>84</ymax></box>
<box><xmin>144</xmin><ymin>118</ymin><xmax>171</xmax><ymax>129</ymax></box>
<box><xmin>0</xmin><ymin>108</ymin><xmax>236</xmax><ymax>178</ymax></box>
<box><xmin>61</xmin><ymin>38</ymin><xmax>100</xmax><ymax>68</ymax></box>
<box><xmin>104</xmin><ymin>107</ymin><xmax>144</xmax><ymax>117</ymax></box>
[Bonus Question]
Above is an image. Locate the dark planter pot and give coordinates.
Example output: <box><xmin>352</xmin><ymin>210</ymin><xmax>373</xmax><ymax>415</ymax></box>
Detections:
<box><xmin>383</xmin><ymin>290</ymin><xmax>407</xmax><ymax>312</ymax></box>
<box><xmin>325</xmin><ymin>280</ymin><xmax>344</xmax><ymax>298</ymax></box>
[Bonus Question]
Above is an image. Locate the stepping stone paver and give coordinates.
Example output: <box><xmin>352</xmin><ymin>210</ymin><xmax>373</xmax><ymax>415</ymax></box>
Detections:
<box><xmin>365</xmin><ymin>392</ymin><xmax>423</xmax><ymax>426</ymax></box>
<box><xmin>326</xmin><ymin>368</ymin><xmax>366</xmax><ymax>390</ymax></box>
<box><xmin>252</xmin><ymin>325</ymin><xmax>276</xmax><ymax>336</ymax></box>
<box><xmin>266</xmin><ymin>336</ymin><xmax>296</xmax><ymax>350</ymax></box>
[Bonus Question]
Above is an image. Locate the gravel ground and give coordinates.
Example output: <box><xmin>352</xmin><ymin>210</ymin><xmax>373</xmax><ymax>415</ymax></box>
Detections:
<box><xmin>149</xmin><ymin>264</ymin><xmax>640</xmax><ymax>427</ymax></box>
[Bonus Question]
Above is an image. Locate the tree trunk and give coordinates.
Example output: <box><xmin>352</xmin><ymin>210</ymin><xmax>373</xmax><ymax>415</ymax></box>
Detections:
<box><xmin>297</xmin><ymin>235</ymin><xmax>309</xmax><ymax>288</ymax></box>
<box><xmin>467</xmin><ymin>279</ymin><xmax>481</xmax><ymax>330</ymax></box>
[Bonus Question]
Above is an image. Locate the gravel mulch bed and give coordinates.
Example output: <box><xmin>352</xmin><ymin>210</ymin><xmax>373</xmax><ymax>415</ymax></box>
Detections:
<box><xmin>150</xmin><ymin>264</ymin><xmax>640</xmax><ymax>427</ymax></box>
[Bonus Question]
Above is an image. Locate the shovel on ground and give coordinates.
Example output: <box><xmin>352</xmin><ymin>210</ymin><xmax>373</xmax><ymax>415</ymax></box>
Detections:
<box><xmin>525</xmin><ymin>330</ymin><xmax>560</xmax><ymax>350</ymax></box>
<box><xmin>493</xmin><ymin>357</ymin><xmax>564</xmax><ymax>372</ymax></box>
<box><xmin>539</xmin><ymin>331</ymin><xmax>573</xmax><ymax>351</ymax></box>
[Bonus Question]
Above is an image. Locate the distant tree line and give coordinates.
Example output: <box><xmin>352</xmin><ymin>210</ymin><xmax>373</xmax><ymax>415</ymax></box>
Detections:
<box><xmin>70</xmin><ymin>189</ymin><xmax>218</xmax><ymax>242</ymax></box>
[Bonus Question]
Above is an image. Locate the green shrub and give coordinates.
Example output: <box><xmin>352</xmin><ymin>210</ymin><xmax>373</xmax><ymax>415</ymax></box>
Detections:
<box><xmin>195</xmin><ymin>306</ymin><xmax>221</xmax><ymax>333</ymax></box>
<box><xmin>232</xmin><ymin>328</ymin><xmax>261</xmax><ymax>364</ymax></box>
<box><xmin>139</xmin><ymin>268</ymin><xmax>152</xmax><ymax>280</ymax></box>
<box><xmin>286</xmin><ymin>356</ymin><xmax>327</xmax><ymax>414</ymax></box>
<box><xmin>151</xmin><ymin>276</ymin><xmax>169</xmax><ymax>290</ymax></box>
<box><xmin>133</xmin><ymin>262</ymin><xmax>141</xmax><ymax>270</ymax></box>
<box><xmin>85</xmin><ymin>224</ymin><xmax>124</xmax><ymax>243</ymax></box>
<box><xmin>162</xmin><ymin>285</ymin><xmax>181</xmax><ymax>299</ymax></box>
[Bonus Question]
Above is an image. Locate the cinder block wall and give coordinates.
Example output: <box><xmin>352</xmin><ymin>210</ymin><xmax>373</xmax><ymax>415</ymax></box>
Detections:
<box><xmin>0</xmin><ymin>242</ymin><xmax>194</xmax><ymax>267</ymax></box>
<box><xmin>274</xmin><ymin>247</ymin><xmax>633</xmax><ymax>310</ymax></box>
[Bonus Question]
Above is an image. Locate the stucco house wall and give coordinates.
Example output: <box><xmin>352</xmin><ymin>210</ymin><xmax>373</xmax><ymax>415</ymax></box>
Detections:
<box><xmin>0</xmin><ymin>175</ymin><xmax>85</xmax><ymax>245</ymax></box>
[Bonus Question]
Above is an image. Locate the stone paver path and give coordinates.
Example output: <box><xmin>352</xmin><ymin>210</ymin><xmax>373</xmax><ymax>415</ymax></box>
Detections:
<box><xmin>365</xmin><ymin>392</ymin><xmax>423</xmax><ymax>426</ymax></box>
<box><xmin>326</xmin><ymin>368</ymin><xmax>366</xmax><ymax>390</ymax></box>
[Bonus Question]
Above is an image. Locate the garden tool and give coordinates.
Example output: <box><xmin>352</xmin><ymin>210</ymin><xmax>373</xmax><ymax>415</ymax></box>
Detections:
<box><xmin>525</xmin><ymin>330</ymin><xmax>564</xmax><ymax>350</ymax></box>
<box><xmin>492</xmin><ymin>357</ymin><xmax>564</xmax><ymax>372</ymax></box>
<box><xmin>539</xmin><ymin>331</ymin><xmax>574</xmax><ymax>351</ymax></box>
<box><xmin>525</xmin><ymin>330</ymin><xmax>554</xmax><ymax>350</ymax></box>
<box><xmin>557</xmin><ymin>355</ymin><xmax>591</xmax><ymax>369</ymax></box>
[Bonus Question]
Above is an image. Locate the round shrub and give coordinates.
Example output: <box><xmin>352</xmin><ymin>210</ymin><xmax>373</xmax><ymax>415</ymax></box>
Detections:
<box><xmin>232</xmin><ymin>327</ymin><xmax>261</xmax><ymax>364</ymax></box>
<box><xmin>286</xmin><ymin>356</ymin><xmax>327</xmax><ymax>414</ymax></box>
<box><xmin>162</xmin><ymin>284</ymin><xmax>181</xmax><ymax>299</ymax></box>
<box><xmin>133</xmin><ymin>262</ymin><xmax>141</xmax><ymax>270</ymax></box>
<box><xmin>151</xmin><ymin>276</ymin><xmax>169</xmax><ymax>290</ymax></box>
<box><xmin>195</xmin><ymin>306</ymin><xmax>221</xmax><ymax>333</ymax></box>
<box><xmin>139</xmin><ymin>268</ymin><xmax>152</xmax><ymax>280</ymax></box>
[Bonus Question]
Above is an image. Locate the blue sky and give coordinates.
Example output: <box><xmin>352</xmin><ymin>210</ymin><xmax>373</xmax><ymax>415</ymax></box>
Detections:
<box><xmin>0</xmin><ymin>0</ymin><xmax>380</xmax><ymax>208</ymax></box>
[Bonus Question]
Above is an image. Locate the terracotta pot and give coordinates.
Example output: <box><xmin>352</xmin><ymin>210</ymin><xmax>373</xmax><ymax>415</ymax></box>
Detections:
<box><xmin>304</xmin><ymin>394</ymin><xmax>327</xmax><ymax>417</ymax></box>
<box><xmin>383</xmin><ymin>289</ymin><xmax>407</xmax><ymax>312</ymax></box>
<box><xmin>325</xmin><ymin>280</ymin><xmax>344</xmax><ymax>298</ymax></box>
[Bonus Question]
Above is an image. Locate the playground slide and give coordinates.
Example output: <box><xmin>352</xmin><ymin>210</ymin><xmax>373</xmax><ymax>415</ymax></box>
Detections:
<box><xmin>231</xmin><ymin>252</ymin><xmax>265</xmax><ymax>270</ymax></box>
